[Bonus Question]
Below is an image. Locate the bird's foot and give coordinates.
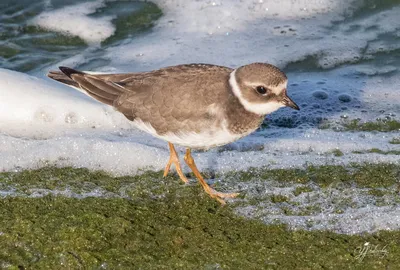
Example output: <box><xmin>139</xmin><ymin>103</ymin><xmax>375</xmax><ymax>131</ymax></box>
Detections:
<box><xmin>204</xmin><ymin>187</ymin><xmax>240</xmax><ymax>205</ymax></box>
<box><xmin>163</xmin><ymin>142</ymin><xmax>188</xmax><ymax>184</ymax></box>
<box><xmin>183</xmin><ymin>148</ymin><xmax>239</xmax><ymax>205</ymax></box>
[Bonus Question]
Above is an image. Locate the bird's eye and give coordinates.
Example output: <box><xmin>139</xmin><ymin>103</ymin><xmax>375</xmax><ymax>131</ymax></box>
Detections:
<box><xmin>256</xmin><ymin>86</ymin><xmax>267</xmax><ymax>95</ymax></box>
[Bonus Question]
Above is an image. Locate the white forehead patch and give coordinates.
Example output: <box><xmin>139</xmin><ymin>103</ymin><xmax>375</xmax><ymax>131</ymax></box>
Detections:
<box><xmin>229</xmin><ymin>69</ymin><xmax>285</xmax><ymax>115</ymax></box>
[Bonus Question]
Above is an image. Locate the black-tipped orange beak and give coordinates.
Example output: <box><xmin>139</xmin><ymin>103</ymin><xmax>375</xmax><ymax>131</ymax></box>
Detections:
<box><xmin>283</xmin><ymin>95</ymin><xmax>300</xmax><ymax>110</ymax></box>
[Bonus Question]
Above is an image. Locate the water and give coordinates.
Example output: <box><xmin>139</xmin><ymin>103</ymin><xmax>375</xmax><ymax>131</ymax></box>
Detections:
<box><xmin>0</xmin><ymin>0</ymin><xmax>161</xmax><ymax>71</ymax></box>
<box><xmin>0</xmin><ymin>0</ymin><xmax>399</xmax><ymax>233</ymax></box>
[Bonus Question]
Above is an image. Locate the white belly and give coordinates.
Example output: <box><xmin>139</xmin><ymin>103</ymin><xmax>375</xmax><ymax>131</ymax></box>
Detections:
<box><xmin>132</xmin><ymin>119</ymin><xmax>254</xmax><ymax>149</ymax></box>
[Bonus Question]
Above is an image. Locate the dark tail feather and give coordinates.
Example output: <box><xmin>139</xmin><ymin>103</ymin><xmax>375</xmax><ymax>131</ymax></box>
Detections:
<box><xmin>47</xmin><ymin>70</ymin><xmax>80</xmax><ymax>89</ymax></box>
<box><xmin>47</xmin><ymin>67</ymin><xmax>125</xmax><ymax>107</ymax></box>
<box><xmin>59</xmin><ymin>66</ymin><xmax>84</xmax><ymax>79</ymax></box>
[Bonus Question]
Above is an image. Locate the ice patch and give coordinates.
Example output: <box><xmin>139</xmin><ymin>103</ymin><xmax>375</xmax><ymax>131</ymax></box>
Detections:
<box><xmin>30</xmin><ymin>0</ymin><xmax>115</xmax><ymax>45</ymax></box>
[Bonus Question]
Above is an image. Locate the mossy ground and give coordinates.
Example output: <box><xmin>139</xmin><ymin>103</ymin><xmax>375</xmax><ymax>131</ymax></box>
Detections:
<box><xmin>319</xmin><ymin>119</ymin><xmax>400</xmax><ymax>132</ymax></box>
<box><xmin>3</xmin><ymin>195</ymin><xmax>400</xmax><ymax>269</ymax></box>
<box><xmin>352</xmin><ymin>148</ymin><xmax>400</xmax><ymax>155</ymax></box>
<box><xmin>1</xmin><ymin>165</ymin><xmax>400</xmax><ymax>269</ymax></box>
<box><xmin>330</xmin><ymin>149</ymin><xmax>344</xmax><ymax>157</ymax></box>
<box><xmin>222</xmin><ymin>163</ymin><xmax>400</xmax><ymax>189</ymax></box>
<box><xmin>389</xmin><ymin>137</ymin><xmax>400</xmax><ymax>144</ymax></box>
<box><xmin>342</xmin><ymin>119</ymin><xmax>400</xmax><ymax>132</ymax></box>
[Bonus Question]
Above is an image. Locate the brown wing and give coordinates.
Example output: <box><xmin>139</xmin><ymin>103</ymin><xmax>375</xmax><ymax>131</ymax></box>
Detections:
<box><xmin>48</xmin><ymin>64</ymin><xmax>233</xmax><ymax>134</ymax></box>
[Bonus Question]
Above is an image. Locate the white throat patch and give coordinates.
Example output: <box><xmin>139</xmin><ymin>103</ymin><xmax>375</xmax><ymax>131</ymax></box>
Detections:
<box><xmin>229</xmin><ymin>69</ymin><xmax>285</xmax><ymax>115</ymax></box>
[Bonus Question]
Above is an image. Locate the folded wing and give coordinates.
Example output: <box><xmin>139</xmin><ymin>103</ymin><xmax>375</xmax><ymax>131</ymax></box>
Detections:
<box><xmin>48</xmin><ymin>65</ymin><xmax>232</xmax><ymax>134</ymax></box>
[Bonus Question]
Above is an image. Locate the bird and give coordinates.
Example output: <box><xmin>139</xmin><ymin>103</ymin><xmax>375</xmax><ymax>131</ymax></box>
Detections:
<box><xmin>48</xmin><ymin>63</ymin><xmax>299</xmax><ymax>204</ymax></box>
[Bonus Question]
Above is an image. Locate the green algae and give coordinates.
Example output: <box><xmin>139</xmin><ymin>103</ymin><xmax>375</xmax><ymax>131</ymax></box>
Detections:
<box><xmin>1</xmin><ymin>193</ymin><xmax>400</xmax><ymax>269</ymax></box>
<box><xmin>224</xmin><ymin>163</ymin><xmax>400</xmax><ymax>189</ymax></box>
<box><xmin>367</xmin><ymin>189</ymin><xmax>387</xmax><ymax>197</ymax></box>
<box><xmin>293</xmin><ymin>186</ymin><xmax>313</xmax><ymax>196</ymax></box>
<box><xmin>1</xmin><ymin>163</ymin><xmax>399</xmax><ymax>198</ymax></box>
<box><xmin>389</xmin><ymin>137</ymin><xmax>400</xmax><ymax>144</ymax></box>
<box><xmin>0</xmin><ymin>44</ymin><xmax>21</xmax><ymax>58</ymax></box>
<box><xmin>353</xmin><ymin>148</ymin><xmax>400</xmax><ymax>155</ymax></box>
<box><xmin>342</xmin><ymin>119</ymin><xmax>400</xmax><ymax>132</ymax></box>
<box><xmin>270</xmin><ymin>194</ymin><xmax>290</xmax><ymax>203</ymax></box>
<box><xmin>1</xmin><ymin>165</ymin><xmax>400</xmax><ymax>268</ymax></box>
<box><xmin>101</xmin><ymin>1</ymin><xmax>162</xmax><ymax>45</ymax></box>
<box><xmin>331</xmin><ymin>149</ymin><xmax>344</xmax><ymax>157</ymax></box>
<box><xmin>226</xmin><ymin>164</ymin><xmax>400</xmax><ymax>219</ymax></box>
<box><xmin>318</xmin><ymin>119</ymin><xmax>400</xmax><ymax>132</ymax></box>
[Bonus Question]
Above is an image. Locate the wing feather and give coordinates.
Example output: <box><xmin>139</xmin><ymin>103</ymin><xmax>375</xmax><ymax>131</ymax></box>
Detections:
<box><xmin>48</xmin><ymin>64</ymin><xmax>233</xmax><ymax>133</ymax></box>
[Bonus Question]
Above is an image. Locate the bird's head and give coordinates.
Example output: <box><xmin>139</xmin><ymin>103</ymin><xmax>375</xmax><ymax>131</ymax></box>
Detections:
<box><xmin>229</xmin><ymin>63</ymin><xmax>299</xmax><ymax>115</ymax></box>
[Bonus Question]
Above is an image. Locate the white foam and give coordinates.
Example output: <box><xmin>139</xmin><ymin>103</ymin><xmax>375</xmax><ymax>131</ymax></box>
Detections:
<box><xmin>152</xmin><ymin>0</ymin><xmax>352</xmax><ymax>34</ymax></box>
<box><xmin>98</xmin><ymin>0</ymin><xmax>356</xmax><ymax>71</ymax></box>
<box><xmin>0</xmin><ymin>68</ymin><xmax>132</xmax><ymax>137</ymax></box>
<box><xmin>30</xmin><ymin>0</ymin><xmax>115</xmax><ymax>45</ymax></box>
<box><xmin>234</xmin><ymin>181</ymin><xmax>400</xmax><ymax>234</ymax></box>
<box><xmin>102</xmin><ymin>0</ymin><xmax>399</xmax><ymax>72</ymax></box>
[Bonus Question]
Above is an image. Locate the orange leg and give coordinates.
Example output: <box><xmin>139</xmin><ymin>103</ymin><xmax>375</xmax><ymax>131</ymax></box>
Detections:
<box><xmin>184</xmin><ymin>148</ymin><xmax>239</xmax><ymax>205</ymax></box>
<box><xmin>163</xmin><ymin>142</ymin><xmax>188</xmax><ymax>184</ymax></box>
